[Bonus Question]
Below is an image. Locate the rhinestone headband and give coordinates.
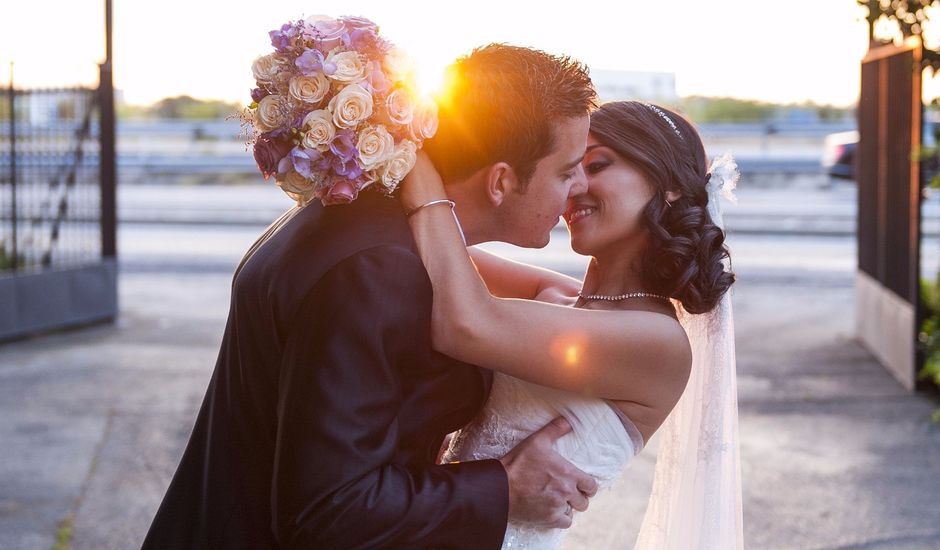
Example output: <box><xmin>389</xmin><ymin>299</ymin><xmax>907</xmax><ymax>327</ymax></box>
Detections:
<box><xmin>643</xmin><ymin>102</ymin><xmax>682</xmax><ymax>139</ymax></box>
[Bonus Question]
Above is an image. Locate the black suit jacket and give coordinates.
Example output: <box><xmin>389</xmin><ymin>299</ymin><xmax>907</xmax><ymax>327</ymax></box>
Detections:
<box><xmin>142</xmin><ymin>192</ymin><xmax>508</xmax><ymax>549</ymax></box>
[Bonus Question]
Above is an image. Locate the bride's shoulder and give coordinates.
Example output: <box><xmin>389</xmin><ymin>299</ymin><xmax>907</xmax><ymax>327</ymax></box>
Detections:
<box><xmin>532</xmin><ymin>281</ymin><xmax>580</xmax><ymax>306</ymax></box>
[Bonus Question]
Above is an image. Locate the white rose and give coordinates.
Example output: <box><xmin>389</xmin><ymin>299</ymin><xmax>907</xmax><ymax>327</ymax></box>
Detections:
<box><xmin>254</xmin><ymin>94</ymin><xmax>291</xmax><ymax>132</ymax></box>
<box><xmin>277</xmin><ymin>170</ymin><xmax>317</xmax><ymax>206</ymax></box>
<box><xmin>252</xmin><ymin>53</ymin><xmax>282</xmax><ymax>85</ymax></box>
<box><xmin>409</xmin><ymin>100</ymin><xmax>439</xmax><ymax>141</ymax></box>
<box><xmin>327</xmin><ymin>84</ymin><xmax>373</xmax><ymax>129</ymax></box>
<box><xmin>289</xmin><ymin>74</ymin><xmax>330</xmax><ymax>105</ymax></box>
<box><xmin>385</xmin><ymin>90</ymin><xmax>414</xmax><ymax>127</ymax></box>
<box><xmin>380</xmin><ymin>140</ymin><xmax>417</xmax><ymax>191</ymax></box>
<box><xmin>301</xmin><ymin>109</ymin><xmax>335</xmax><ymax>151</ymax></box>
<box><xmin>326</xmin><ymin>50</ymin><xmax>368</xmax><ymax>84</ymax></box>
<box><xmin>382</xmin><ymin>47</ymin><xmax>415</xmax><ymax>83</ymax></box>
<box><xmin>356</xmin><ymin>125</ymin><xmax>395</xmax><ymax>171</ymax></box>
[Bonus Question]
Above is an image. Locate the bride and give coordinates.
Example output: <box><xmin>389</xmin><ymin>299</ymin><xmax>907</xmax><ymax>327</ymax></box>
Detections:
<box><xmin>401</xmin><ymin>100</ymin><xmax>743</xmax><ymax>549</ymax></box>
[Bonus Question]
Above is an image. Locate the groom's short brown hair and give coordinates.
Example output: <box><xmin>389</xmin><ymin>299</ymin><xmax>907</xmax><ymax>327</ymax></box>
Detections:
<box><xmin>424</xmin><ymin>44</ymin><xmax>596</xmax><ymax>189</ymax></box>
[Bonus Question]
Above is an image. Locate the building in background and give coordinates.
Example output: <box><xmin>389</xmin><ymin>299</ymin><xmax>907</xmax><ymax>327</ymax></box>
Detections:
<box><xmin>591</xmin><ymin>69</ymin><xmax>678</xmax><ymax>104</ymax></box>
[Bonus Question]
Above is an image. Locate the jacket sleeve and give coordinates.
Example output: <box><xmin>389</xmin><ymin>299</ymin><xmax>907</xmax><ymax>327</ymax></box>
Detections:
<box><xmin>271</xmin><ymin>245</ymin><xmax>509</xmax><ymax>550</ymax></box>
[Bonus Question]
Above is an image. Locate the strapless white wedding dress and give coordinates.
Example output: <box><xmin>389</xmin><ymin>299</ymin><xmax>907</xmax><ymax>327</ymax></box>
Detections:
<box><xmin>443</xmin><ymin>373</ymin><xmax>645</xmax><ymax>549</ymax></box>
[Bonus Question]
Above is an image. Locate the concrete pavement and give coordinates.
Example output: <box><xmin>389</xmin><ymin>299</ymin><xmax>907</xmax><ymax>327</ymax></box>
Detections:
<box><xmin>1</xmin><ymin>223</ymin><xmax>940</xmax><ymax>549</ymax></box>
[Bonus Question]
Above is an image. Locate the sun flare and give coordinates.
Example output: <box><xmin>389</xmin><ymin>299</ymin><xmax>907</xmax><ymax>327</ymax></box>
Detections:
<box><xmin>415</xmin><ymin>62</ymin><xmax>447</xmax><ymax>100</ymax></box>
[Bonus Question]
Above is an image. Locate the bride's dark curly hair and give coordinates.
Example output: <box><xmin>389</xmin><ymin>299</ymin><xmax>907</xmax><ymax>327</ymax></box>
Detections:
<box><xmin>589</xmin><ymin>101</ymin><xmax>735</xmax><ymax>314</ymax></box>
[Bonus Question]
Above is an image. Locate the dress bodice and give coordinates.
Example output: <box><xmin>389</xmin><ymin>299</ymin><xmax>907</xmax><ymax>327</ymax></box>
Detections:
<box><xmin>443</xmin><ymin>373</ymin><xmax>645</xmax><ymax>549</ymax></box>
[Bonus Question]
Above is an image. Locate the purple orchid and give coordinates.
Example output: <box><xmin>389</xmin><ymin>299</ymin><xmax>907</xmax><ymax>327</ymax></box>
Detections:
<box><xmin>289</xmin><ymin>146</ymin><xmax>322</xmax><ymax>179</ymax></box>
<box><xmin>330</xmin><ymin>129</ymin><xmax>358</xmax><ymax>163</ymax></box>
<box><xmin>331</xmin><ymin>155</ymin><xmax>363</xmax><ymax>180</ymax></box>
<box><xmin>277</xmin><ymin>156</ymin><xmax>292</xmax><ymax>177</ymax></box>
<box><xmin>295</xmin><ymin>48</ymin><xmax>336</xmax><ymax>77</ymax></box>
<box><xmin>269</xmin><ymin>22</ymin><xmax>299</xmax><ymax>53</ymax></box>
<box><xmin>314</xmin><ymin>154</ymin><xmax>333</xmax><ymax>173</ymax></box>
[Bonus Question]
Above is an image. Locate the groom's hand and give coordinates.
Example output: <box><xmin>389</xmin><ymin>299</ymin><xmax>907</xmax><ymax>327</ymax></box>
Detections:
<box><xmin>499</xmin><ymin>416</ymin><xmax>598</xmax><ymax>529</ymax></box>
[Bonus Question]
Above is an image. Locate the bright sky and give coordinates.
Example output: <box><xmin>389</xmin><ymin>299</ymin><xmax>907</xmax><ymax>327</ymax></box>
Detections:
<box><xmin>1</xmin><ymin>0</ymin><xmax>878</xmax><ymax>107</ymax></box>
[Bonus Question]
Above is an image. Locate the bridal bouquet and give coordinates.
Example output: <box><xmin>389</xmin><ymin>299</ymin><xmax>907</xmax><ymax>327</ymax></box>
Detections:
<box><xmin>245</xmin><ymin>15</ymin><xmax>438</xmax><ymax>206</ymax></box>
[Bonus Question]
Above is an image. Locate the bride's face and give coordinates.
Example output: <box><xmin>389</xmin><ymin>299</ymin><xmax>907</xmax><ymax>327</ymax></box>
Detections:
<box><xmin>563</xmin><ymin>135</ymin><xmax>655</xmax><ymax>257</ymax></box>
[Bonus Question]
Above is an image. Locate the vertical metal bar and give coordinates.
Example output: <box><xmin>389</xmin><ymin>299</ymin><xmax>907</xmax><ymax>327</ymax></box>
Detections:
<box><xmin>877</xmin><ymin>58</ymin><xmax>888</xmax><ymax>284</ymax></box>
<box><xmin>8</xmin><ymin>62</ymin><xmax>16</xmax><ymax>271</ymax></box>
<box><xmin>105</xmin><ymin>0</ymin><xmax>113</xmax><ymax>67</ymax></box>
<box><xmin>99</xmin><ymin>0</ymin><xmax>116</xmax><ymax>259</ymax></box>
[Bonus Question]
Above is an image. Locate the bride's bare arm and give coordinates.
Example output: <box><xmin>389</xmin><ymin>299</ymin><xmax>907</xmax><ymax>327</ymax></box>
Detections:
<box><xmin>469</xmin><ymin>247</ymin><xmax>581</xmax><ymax>300</ymax></box>
<box><xmin>401</xmin><ymin>153</ymin><xmax>691</xmax><ymax>405</ymax></box>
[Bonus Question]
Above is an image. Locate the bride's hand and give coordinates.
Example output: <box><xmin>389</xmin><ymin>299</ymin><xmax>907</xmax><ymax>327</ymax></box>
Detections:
<box><xmin>400</xmin><ymin>149</ymin><xmax>447</xmax><ymax>211</ymax></box>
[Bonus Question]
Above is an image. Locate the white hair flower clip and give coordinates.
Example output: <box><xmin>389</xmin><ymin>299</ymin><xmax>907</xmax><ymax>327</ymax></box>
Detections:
<box><xmin>707</xmin><ymin>153</ymin><xmax>739</xmax><ymax>204</ymax></box>
<box><xmin>705</xmin><ymin>153</ymin><xmax>739</xmax><ymax>230</ymax></box>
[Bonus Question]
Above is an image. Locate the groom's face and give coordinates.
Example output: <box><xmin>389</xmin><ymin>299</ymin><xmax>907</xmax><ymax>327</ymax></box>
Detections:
<box><xmin>498</xmin><ymin>115</ymin><xmax>590</xmax><ymax>248</ymax></box>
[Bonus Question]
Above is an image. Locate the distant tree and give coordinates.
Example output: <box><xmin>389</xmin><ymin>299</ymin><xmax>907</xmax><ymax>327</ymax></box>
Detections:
<box><xmin>815</xmin><ymin>104</ymin><xmax>852</xmax><ymax>122</ymax></box>
<box><xmin>859</xmin><ymin>0</ymin><xmax>936</xmax><ymax>41</ymax></box>
<box><xmin>679</xmin><ymin>96</ymin><xmax>778</xmax><ymax>123</ymax></box>
<box><xmin>150</xmin><ymin>95</ymin><xmax>241</xmax><ymax>120</ymax></box>
<box><xmin>116</xmin><ymin>102</ymin><xmax>152</xmax><ymax>120</ymax></box>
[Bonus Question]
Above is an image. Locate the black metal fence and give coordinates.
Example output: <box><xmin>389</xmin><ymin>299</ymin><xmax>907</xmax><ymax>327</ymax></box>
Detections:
<box><xmin>0</xmin><ymin>87</ymin><xmax>103</xmax><ymax>273</ymax></box>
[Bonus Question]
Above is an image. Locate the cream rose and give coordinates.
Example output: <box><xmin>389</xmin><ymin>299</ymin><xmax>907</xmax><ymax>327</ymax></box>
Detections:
<box><xmin>380</xmin><ymin>140</ymin><xmax>417</xmax><ymax>190</ymax></box>
<box><xmin>251</xmin><ymin>53</ymin><xmax>282</xmax><ymax>85</ymax></box>
<box><xmin>289</xmin><ymin>74</ymin><xmax>330</xmax><ymax>105</ymax></box>
<box><xmin>254</xmin><ymin>94</ymin><xmax>291</xmax><ymax>132</ymax></box>
<box><xmin>328</xmin><ymin>84</ymin><xmax>373</xmax><ymax>129</ymax></box>
<box><xmin>356</xmin><ymin>125</ymin><xmax>395</xmax><ymax>171</ymax></box>
<box><xmin>301</xmin><ymin>109</ymin><xmax>336</xmax><ymax>150</ymax></box>
<box><xmin>277</xmin><ymin>170</ymin><xmax>317</xmax><ymax>206</ymax></box>
<box><xmin>326</xmin><ymin>50</ymin><xmax>368</xmax><ymax>84</ymax></box>
<box><xmin>385</xmin><ymin>90</ymin><xmax>414</xmax><ymax>127</ymax></box>
<box><xmin>409</xmin><ymin>100</ymin><xmax>439</xmax><ymax>141</ymax></box>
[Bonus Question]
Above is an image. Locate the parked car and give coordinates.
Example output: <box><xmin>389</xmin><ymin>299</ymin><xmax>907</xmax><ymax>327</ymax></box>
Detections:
<box><xmin>822</xmin><ymin>119</ymin><xmax>940</xmax><ymax>183</ymax></box>
<box><xmin>821</xmin><ymin>130</ymin><xmax>858</xmax><ymax>180</ymax></box>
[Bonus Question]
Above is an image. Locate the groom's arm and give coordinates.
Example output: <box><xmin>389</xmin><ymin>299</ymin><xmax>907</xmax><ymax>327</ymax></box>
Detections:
<box><xmin>272</xmin><ymin>246</ymin><xmax>509</xmax><ymax>550</ymax></box>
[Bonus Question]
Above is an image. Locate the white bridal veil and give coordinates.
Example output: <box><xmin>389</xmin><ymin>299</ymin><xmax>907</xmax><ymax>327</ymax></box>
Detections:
<box><xmin>634</xmin><ymin>153</ymin><xmax>744</xmax><ymax>549</ymax></box>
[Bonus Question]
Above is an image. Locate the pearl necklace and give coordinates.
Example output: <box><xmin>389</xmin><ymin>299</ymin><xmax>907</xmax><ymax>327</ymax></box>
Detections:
<box><xmin>577</xmin><ymin>290</ymin><xmax>669</xmax><ymax>302</ymax></box>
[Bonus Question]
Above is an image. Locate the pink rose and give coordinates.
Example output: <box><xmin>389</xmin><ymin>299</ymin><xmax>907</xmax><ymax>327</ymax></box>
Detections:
<box><xmin>304</xmin><ymin>16</ymin><xmax>347</xmax><ymax>51</ymax></box>
<box><xmin>321</xmin><ymin>179</ymin><xmax>359</xmax><ymax>205</ymax></box>
<box><xmin>253</xmin><ymin>134</ymin><xmax>294</xmax><ymax>179</ymax></box>
<box><xmin>340</xmin><ymin>15</ymin><xmax>378</xmax><ymax>32</ymax></box>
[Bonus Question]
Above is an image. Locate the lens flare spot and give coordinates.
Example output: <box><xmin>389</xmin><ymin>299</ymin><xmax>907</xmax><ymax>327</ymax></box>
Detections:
<box><xmin>565</xmin><ymin>345</ymin><xmax>581</xmax><ymax>366</ymax></box>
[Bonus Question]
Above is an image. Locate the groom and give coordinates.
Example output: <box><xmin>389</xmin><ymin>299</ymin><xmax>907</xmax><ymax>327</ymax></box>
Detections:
<box><xmin>143</xmin><ymin>44</ymin><xmax>597</xmax><ymax>549</ymax></box>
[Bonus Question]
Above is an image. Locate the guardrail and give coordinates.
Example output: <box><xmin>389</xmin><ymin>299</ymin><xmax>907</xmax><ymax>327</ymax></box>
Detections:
<box><xmin>0</xmin><ymin>118</ymin><xmax>857</xmax><ymax>140</ymax></box>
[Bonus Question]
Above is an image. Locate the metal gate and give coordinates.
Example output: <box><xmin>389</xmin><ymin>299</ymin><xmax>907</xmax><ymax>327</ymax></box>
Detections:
<box><xmin>856</xmin><ymin>37</ymin><xmax>922</xmax><ymax>391</ymax></box>
<box><xmin>0</xmin><ymin>66</ymin><xmax>117</xmax><ymax>341</ymax></box>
